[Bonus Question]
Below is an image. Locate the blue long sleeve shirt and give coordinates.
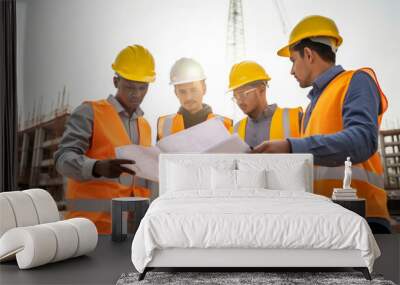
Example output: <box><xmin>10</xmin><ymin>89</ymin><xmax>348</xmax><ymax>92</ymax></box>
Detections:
<box><xmin>288</xmin><ymin>65</ymin><xmax>382</xmax><ymax>167</ymax></box>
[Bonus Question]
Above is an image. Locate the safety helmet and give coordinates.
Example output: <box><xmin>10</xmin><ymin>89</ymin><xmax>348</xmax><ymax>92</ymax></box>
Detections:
<box><xmin>170</xmin><ymin>58</ymin><xmax>206</xmax><ymax>85</ymax></box>
<box><xmin>228</xmin><ymin>60</ymin><xmax>271</xmax><ymax>91</ymax></box>
<box><xmin>277</xmin><ymin>15</ymin><xmax>343</xmax><ymax>57</ymax></box>
<box><xmin>112</xmin><ymin>45</ymin><xmax>156</xmax><ymax>82</ymax></box>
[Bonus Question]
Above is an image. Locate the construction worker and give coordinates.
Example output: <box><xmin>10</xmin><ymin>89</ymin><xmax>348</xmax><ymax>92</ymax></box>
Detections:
<box><xmin>157</xmin><ymin>58</ymin><xmax>232</xmax><ymax>140</ymax></box>
<box><xmin>252</xmin><ymin>15</ymin><xmax>390</xmax><ymax>233</ymax></box>
<box><xmin>54</xmin><ymin>45</ymin><xmax>155</xmax><ymax>234</ymax></box>
<box><xmin>229</xmin><ymin>60</ymin><xmax>302</xmax><ymax>147</ymax></box>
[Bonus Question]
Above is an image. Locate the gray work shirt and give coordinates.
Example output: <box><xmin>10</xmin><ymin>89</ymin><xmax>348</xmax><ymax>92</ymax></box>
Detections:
<box><xmin>234</xmin><ymin>104</ymin><xmax>277</xmax><ymax>148</ymax></box>
<box><xmin>54</xmin><ymin>95</ymin><xmax>143</xmax><ymax>185</ymax></box>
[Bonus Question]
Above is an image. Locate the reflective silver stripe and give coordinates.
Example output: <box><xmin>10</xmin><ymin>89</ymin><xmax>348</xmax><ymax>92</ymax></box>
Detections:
<box><xmin>314</xmin><ymin>166</ymin><xmax>384</xmax><ymax>189</ymax></box>
<box><xmin>66</xmin><ymin>199</ymin><xmax>111</xmax><ymax>212</ymax></box>
<box><xmin>233</xmin><ymin>121</ymin><xmax>241</xmax><ymax>133</ymax></box>
<box><xmin>282</xmin><ymin>108</ymin><xmax>290</xmax><ymax>138</ymax></box>
<box><xmin>162</xmin><ymin>115</ymin><xmax>174</xmax><ymax>138</ymax></box>
<box><xmin>135</xmin><ymin>177</ymin><xmax>148</xmax><ymax>188</ymax></box>
<box><xmin>88</xmin><ymin>174</ymin><xmax>121</xmax><ymax>183</ymax></box>
<box><xmin>88</xmin><ymin>175</ymin><xmax>137</xmax><ymax>188</ymax></box>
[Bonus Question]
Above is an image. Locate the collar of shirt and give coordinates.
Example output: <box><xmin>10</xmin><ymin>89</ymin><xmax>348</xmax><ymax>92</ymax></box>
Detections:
<box><xmin>178</xmin><ymin>103</ymin><xmax>212</xmax><ymax>117</ymax></box>
<box><xmin>307</xmin><ymin>65</ymin><xmax>345</xmax><ymax>100</ymax></box>
<box><xmin>177</xmin><ymin>104</ymin><xmax>213</xmax><ymax>129</ymax></box>
<box><xmin>248</xmin><ymin>103</ymin><xmax>277</xmax><ymax>123</ymax></box>
<box><xmin>107</xmin><ymin>95</ymin><xmax>144</xmax><ymax>120</ymax></box>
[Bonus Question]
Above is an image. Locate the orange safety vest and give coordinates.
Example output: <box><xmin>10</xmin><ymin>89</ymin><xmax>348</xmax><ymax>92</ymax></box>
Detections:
<box><xmin>233</xmin><ymin>107</ymin><xmax>302</xmax><ymax>140</ymax></box>
<box><xmin>157</xmin><ymin>113</ymin><xmax>233</xmax><ymax>140</ymax></box>
<box><xmin>65</xmin><ymin>99</ymin><xmax>152</xmax><ymax>234</ymax></box>
<box><xmin>302</xmin><ymin>68</ymin><xmax>389</xmax><ymax>219</ymax></box>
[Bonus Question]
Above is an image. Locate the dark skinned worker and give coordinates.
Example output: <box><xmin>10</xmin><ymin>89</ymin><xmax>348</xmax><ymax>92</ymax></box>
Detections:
<box><xmin>55</xmin><ymin>45</ymin><xmax>155</xmax><ymax>234</ymax></box>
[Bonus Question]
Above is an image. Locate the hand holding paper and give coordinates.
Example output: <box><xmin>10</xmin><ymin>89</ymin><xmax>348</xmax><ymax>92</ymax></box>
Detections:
<box><xmin>116</xmin><ymin>118</ymin><xmax>250</xmax><ymax>182</ymax></box>
<box><xmin>115</xmin><ymin>145</ymin><xmax>160</xmax><ymax>182</ymax></box>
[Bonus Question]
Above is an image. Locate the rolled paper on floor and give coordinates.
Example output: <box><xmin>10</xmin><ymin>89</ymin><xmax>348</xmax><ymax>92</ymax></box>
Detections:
<box><xmin>0</xmin><ymin>226</ymin><xmax>57</xmax><ymax>269</ymax></box>
<box><xmin>23</xmin><ymin>189</ymin><xmax>60</xmax><ymax>224</ymax></box>
<box><xmin>0</xmin><ymin>219</ymin><xmax>97</xmax><ymax>269</ymax></box>
<box><xmin>42</xmin><ymin>221</ymin><xmax>79</xmax><ymax>262</ymax></box>
<box><xmin>0</xmin><ymin>196</ymin><xmax>17</xmax><ymax>237</ymax></box>
<box><xmin>0</xmin><ymin>189</ymin><xmax>98</xmax><ymax>269</ymax></box>
<box><xmin>0</xmin><ymin>192</ymin><xmax>39</xmax><ymax>227</ymax></box>
<box><xmin>65</xmin><ymin>218</ymin><xmax>98</xmax><ymax>257</ymax></box>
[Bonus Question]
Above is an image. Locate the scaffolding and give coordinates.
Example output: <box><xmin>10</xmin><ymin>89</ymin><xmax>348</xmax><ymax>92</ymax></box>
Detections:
<box><xmin>380</xmin><ymin>129</ymin><xmax>400</xmax><ymax>190</ymax></box>
<box><xmin>379</xmin><ymin>129</ymin><xmax>400</xmax><ymax>219</ymax></box>
<box><xmin>18</xmin><ymin>87</ymin><xmax>71</xmax><ymax>209</ymax></box>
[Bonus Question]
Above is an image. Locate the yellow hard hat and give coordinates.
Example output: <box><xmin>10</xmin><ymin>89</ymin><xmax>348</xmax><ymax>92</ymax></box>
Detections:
<box><xmin>277</xmin><ymin>15</ymin><xmax>343</xmax><ymax>57</ymax></box>
<box><xmin>112</xmin><ymin>45</ymin><xmax>156</xmax><ymax>82</ymax></box>
<box><xmin>228</xmin><ymin>60</ymin><xmax>271</xmax><ymax>91</ymax></box>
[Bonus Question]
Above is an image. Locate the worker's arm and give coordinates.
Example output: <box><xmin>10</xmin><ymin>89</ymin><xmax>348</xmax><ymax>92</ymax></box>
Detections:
<box><xmin>54</xmin><ymin>103</ymin><xmax>101</xmax><ymax>181</ymax></box>
<box><xmin>287</xmin><ymin>71</ymin><xmax>381</xmax><ymax>167</ymax></box>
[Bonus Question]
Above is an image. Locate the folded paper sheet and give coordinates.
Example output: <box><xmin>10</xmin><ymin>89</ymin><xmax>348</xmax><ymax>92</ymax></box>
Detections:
<box><xmin>116</xmin><ymin>145</ymin><xmax>160</xmax><ymax>182</ymax></box>
<box><xmin>116</xmin><ymin>119</ymin><xmax>250</xmax><ymax>181</ymax></box>
<box><xmin>156</xmin><ymin>118</ymin><xmax>232</xmax><ymax>153</ymax></box>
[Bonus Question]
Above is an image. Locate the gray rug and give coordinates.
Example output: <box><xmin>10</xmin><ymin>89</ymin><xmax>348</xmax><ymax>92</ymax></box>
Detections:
<box><xmin>116</xmin><ymin>271</ymin><xmax>396</xmax><ymax>285</ymax></box>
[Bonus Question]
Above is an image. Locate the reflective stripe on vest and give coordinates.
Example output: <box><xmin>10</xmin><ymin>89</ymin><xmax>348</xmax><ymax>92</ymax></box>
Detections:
<box><xmin>157</xmin><ymin>113</ymin><xmax>233</xmax><ymax>140</ymax></box>
<box><xmin>302</xmin><ymin>68</ymin><xmax>389</xmax><ymax>219</ymax></box>
<box><xmin>314</xmin><ymin>165</ymin><xmax>384</xmax><ymax>189</ymax></box>
<box><xmin>234</xmin><ymin>107</ymin><xmax>301</xmax><ymax>141</ymax></box>
<box><xmin>282</xmin><ymin>108</ymin><xmax>291</xmax><ymax>138</ymax></box>
<box><xmin>157</xmin><ymin>114</ymin><xmax>177</xmax><ymax>140</ymax></box>
<box><xmin>65</xmin><ymin>99</ymin><xmax>152</xmax><ymax>234</ymax></box>
<box><xmin>67</xmin><ymin>199</ymin><xmax>111</xmax><ymax>212</ymax></box>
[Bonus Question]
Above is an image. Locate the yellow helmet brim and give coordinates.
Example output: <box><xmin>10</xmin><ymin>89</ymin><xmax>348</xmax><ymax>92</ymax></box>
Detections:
<box><xmin>277</xmin><ymin>45</ymin><xmax>291</xmax><ymax>57</ymax></box>
<box><xmin>112</xmin><ymin>64</ymin><xmax>156</xmax><ymax>83</ymax></box>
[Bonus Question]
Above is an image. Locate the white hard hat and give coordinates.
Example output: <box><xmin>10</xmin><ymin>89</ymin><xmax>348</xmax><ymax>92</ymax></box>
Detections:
<box><xmin>169</xmin><ymin>57</ymin><xmax>206</xmax><ymax>85</ymax></box>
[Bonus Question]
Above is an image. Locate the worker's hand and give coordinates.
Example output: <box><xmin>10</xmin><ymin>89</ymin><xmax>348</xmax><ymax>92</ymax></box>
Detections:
<box><xmin>251</xmin><ymin>139</ymin><xmax>291</xmax><ymax>154</ymax></box>
<box><xmin>92</xmin><ymin>159</ymin><xmax>136</xmax><ymax>178</ymax></box>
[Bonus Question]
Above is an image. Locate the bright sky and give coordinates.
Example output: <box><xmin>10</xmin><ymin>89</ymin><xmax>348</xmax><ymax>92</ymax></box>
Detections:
<box><xmin>17</xmin><ymin>0</ymin><xmax>400</xmax><ymax>140</ymax></box>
